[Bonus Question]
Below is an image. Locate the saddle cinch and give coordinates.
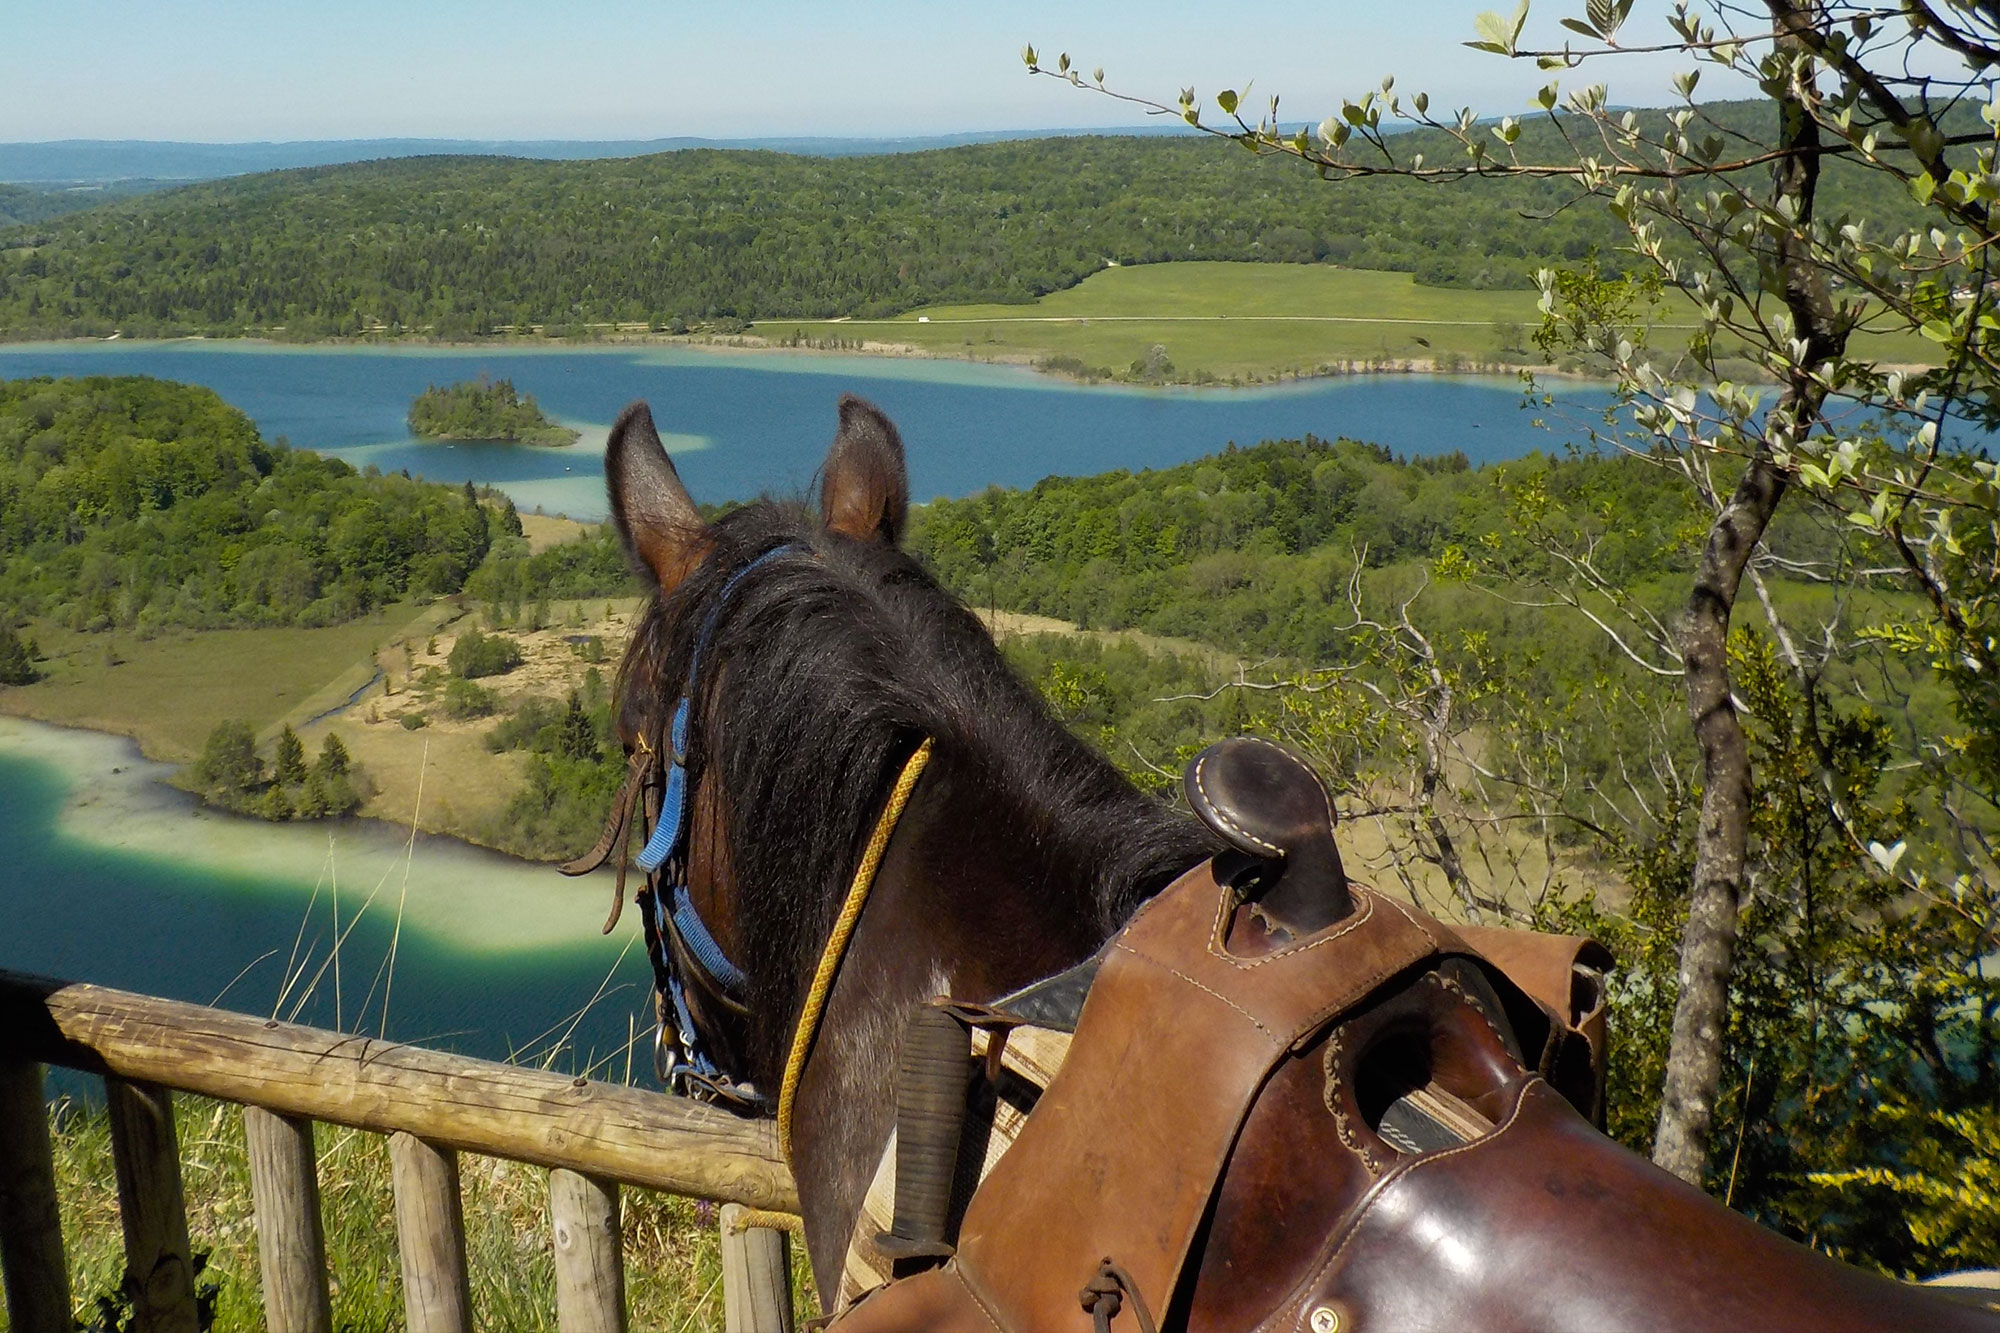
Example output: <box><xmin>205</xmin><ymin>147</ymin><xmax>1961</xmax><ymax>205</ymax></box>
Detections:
<box><xmin>831</xmin><ymin>739</ymin><xmax>2000</xmax><ymax>1332</ymax></box>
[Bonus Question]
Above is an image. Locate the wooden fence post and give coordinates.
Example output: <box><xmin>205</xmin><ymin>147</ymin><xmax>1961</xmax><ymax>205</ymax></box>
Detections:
<box><xmin>243</xmin><ymin>1106</ymin><xmax>331</xmax><ymax>1333</ymax></box>
<box><xmin>720</xmin><ymin>1205</ymin><xmax>794</xmax><ymax>1333</ymax></box>
<box><xmin>105</xmin><ymin>1077</ymin><xmax>198</xmax><ymax>1333</ymax></box>
<box><xmin>388</xmin><ymin>1132</ymin><xmax>472</xmax><ymax>1333</ymax></box>
<box><xmin>0</xmin><ymin>1061</ymin><xmax>71</xmax><ymax>1333</ymax></box>
<box><xmin>549</xmin><ymin>1168</ymin><xmax>626</xmax><ymax>1333</ymax></box>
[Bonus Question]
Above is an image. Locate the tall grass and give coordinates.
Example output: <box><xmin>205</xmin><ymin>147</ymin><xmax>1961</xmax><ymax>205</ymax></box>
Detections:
<box><xmin>31</xmin><ymin>1093</ymin><xmax>739</xmax><ymax>1332</ymax></box>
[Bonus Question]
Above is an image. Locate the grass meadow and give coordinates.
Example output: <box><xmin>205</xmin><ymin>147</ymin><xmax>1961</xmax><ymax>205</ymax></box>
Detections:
<box><xmin>0</xmin><ymin>604</ymin><xmax>445</xmax><ymax>762</ymax></box>
<box><xmin>768</xmin><ymin>261</ymin><xmax>1934</xmax><ymax>384</ymax></box>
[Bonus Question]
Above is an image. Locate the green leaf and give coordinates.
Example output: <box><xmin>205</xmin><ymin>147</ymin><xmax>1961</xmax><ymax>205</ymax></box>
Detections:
<box><xmin>1473</xmin><ymin>9</ymin><xmax>1518</xmax><ymax>53</ymax></box>
<box><xmin>1911</xmin><ymin>173</ymin><xmax>1937</xmax><ymax>205</ymax></box>
<box><xmin>1217</xmin><ymin>88</ymin><xmax>1239</xmax><ymax>115</ymax></box>
<box><xmin>1560</xmin><ymin>16</ymin><xmax>1600</xmax><ymax>38</ymax></box>
<box><xmin>1022</xmin><ymin>45</ymin><xmax>1039</xmax><ymax>69</ymax></box>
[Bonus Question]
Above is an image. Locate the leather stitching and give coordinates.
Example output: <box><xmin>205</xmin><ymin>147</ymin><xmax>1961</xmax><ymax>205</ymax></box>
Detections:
<box><xmin>948</xmin><ymin>1262</ymin><xmax>1012</xmax><ymax>1333</ymax></box>
<box><xmin>1431</xmin><ymin>969</ymin><xmax>1516</xmax><ymax>1059</ymax></box>
<box><xmin>1191</xmin><ymin>752</ymin><xmax>1284</xmax><ymax>855</ymax></box>
<box><xmin>1206</xmin><ymin>889</ymin><xmax>1380</xmax><ymax>969</ymax></box>
<box><xmin>1113</xmin><ymin>939</ymin><xmax>1279</xmax><ymax>1042</ymax></box>
<box><xmin>1374</xmin><ymin>890</ymin><xmax>1447</xmax><ymax>950</ymax></box>
<box><xmin>1271</xmin><ymin>1082</ymin><xmax>1539</xmax><ymax>1330</ymax></box>
<box><xmin>1321</xmin><ymin>1023</ymin><xmax>1383</xmax><ymax>1176</ymax></box>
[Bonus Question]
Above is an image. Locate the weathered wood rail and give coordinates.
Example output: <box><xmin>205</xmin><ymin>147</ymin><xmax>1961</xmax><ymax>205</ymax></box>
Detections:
<box><xmin>0</xmin><ymin>969</ymin><xmax>802</xmax><ymax>1333</ymax></box>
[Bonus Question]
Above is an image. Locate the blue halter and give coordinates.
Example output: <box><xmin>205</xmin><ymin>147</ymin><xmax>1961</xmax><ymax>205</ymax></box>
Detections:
<box><xmin>636</xmin><ymin>543</ymin><xmax>799</xmax><ymax>1097</ymax></box>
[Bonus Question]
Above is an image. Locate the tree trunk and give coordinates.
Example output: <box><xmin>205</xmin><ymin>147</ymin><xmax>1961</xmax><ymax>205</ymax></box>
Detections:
<box><xmin>1652</xmin><ymin>453</ymin><xmax>1787</xmax><ymax>1183</ymax></box>
<box><xmin>1652</xmin><ymin>0</ymin><xmax>1843</xmax><ymax>1185</ymax></box>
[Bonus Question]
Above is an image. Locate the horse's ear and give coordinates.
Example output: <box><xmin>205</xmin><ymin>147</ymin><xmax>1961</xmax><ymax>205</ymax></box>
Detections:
<box><xmin>819</xmin><ymin>394</ymin><xmax>909</xmax><ymax>545</ymax></box>
<box><xmin>606</xmin><ymin>400</ymin><xmax>707</xmax><ymax>590</ymax></box>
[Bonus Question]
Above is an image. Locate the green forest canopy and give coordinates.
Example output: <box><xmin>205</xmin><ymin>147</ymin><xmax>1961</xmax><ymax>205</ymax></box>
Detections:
<box><xmin>0</xmin><ymin>102</ymin><xmax>1951</xmax><ymax>340</ymax></box>
<box><xmin>0</xmin><ymin>375</ymin><xmax>509</xmax><ymax>634</ymax></box>
<box><xmin>408</xmin><ymin>375</ymin><xmax>578</xmax><ymax>445</ymax></box>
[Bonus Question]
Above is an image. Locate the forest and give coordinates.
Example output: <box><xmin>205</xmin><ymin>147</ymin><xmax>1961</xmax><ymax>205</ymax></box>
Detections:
<box><xmin>0</xmin><ymin>376</ymin><xmax>510</xmax><ymax>635</ymax></box>
<box><xmin>407</xmin><ymin>375</ymin><xmax>578</xmax><ymax>445</ymax></box>
<box><xmin>0</xmin><ymin>183</ymin><xmax>99</xmax><ymax>228</ymax></box>
<box><xmin>0</xmin><ymin>101</ymin><xmax>1957</xmax><ymax>340</ymax></box>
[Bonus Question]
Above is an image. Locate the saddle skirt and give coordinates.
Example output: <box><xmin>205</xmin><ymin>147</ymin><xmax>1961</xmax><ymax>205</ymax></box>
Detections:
<box><xmin>829</xmin><ymin>738</ymin><xmax>1998</xmax><ymax>1331</ymax></box>
<box><xmin>830</xmin><ymin>869</ymin><xmax>1997</xmax><ymax>1332</ymax></box>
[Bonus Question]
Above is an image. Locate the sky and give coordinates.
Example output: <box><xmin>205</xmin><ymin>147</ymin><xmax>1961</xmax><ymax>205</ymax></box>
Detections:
<box><xmin>6</xmin><ymin>0</ymin><xmax>1711</xmax><ymax>143</ymax></box>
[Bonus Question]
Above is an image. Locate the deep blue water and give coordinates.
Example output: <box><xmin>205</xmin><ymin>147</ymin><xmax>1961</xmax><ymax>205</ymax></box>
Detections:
<box><xmin>0</xmin><ymin>342</ymin><xmax>1614</xmax><ymax>520</ymax></box>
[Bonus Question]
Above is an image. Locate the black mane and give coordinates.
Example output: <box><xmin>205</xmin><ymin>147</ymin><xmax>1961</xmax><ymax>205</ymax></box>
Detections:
<box><xmin>618</xmin><ymin>499</ymin><xmax>1212</xmax><ymax>1073</ymax></box>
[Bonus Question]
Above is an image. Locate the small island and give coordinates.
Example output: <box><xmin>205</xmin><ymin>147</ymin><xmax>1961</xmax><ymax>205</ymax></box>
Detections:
<box><xmin>408</xmin><ymin>375</ymin><xmax>579</xmax><ymax>446</ymax></box>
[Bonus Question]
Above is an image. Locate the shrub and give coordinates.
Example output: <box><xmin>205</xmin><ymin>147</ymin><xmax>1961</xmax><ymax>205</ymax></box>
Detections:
<box><xmin>484</xmin><ymin>696</ymin><xmax>564</xmax><ymax>753</ymax></box>
<box><xmin>442</xmin><ymin>678</ymin><xmax>498</xmax><ymax>719</ymax></box>
<box><xmin>448</xmin><ymin>629</ymin><xmax>523</xmax><ymax>679</ymax></box>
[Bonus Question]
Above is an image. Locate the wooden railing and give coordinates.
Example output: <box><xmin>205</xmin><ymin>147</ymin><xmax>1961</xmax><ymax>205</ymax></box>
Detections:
<box><xmin>0</xmin><ymin>969</ymin><xmax>803</xmax><ymax>1333</ymax></box>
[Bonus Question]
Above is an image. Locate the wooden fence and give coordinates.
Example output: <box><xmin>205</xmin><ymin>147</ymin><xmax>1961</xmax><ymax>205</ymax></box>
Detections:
<box><xmin>0</xmin><ymin>969</ymin><xmax>803</xmax><ymax>1333</ymax></box>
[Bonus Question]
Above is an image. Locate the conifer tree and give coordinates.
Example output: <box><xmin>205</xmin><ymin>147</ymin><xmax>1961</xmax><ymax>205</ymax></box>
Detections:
<box><xmin>275</xmin><ymin>725</ymin><xmax>307</xmax><ymax>785</ymax></box>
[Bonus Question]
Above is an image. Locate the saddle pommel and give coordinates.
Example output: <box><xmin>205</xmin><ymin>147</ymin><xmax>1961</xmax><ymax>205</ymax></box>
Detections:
<box><xmin>1184</xmin><ymin>737</ymin><xmax>1353</xmax><ymax>933</ymax></box>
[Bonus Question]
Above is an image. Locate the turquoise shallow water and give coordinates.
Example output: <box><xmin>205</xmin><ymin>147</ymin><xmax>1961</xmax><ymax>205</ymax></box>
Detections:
<box><xmin>0</xmin><ymin>341</ymin><xmax>1615</xmax><ymax>521</ymax></box>
<box><xmin>0</xmin><ymin>718</ymin><xmax>650</xmax><ymax>1078</ymax></box>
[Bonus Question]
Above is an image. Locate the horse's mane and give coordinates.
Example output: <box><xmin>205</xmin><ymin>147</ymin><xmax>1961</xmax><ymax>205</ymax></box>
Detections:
<box><xmin>618</xmin><ymin>500</ymin><xmax>1212</xmax><ymax>1071</ymax></box>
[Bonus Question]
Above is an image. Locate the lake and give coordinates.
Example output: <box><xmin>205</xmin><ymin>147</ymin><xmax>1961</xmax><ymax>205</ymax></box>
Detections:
<box><xmin>0</xmin><ymin>717</ymin><xmax>647</xmax><ymax>1082</ymax></box>
<box><xmin>0</xmin><ymin>341</ymin><xmax>1616</xmax><ymax>521</ymax></box>
<box><xmin>0</xmin><ymin>340</ymin><xmax>1611</xmax><ymax>1075</ymax></box>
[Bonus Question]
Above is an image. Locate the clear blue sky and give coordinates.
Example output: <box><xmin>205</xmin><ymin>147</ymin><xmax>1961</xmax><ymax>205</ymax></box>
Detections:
<box><xmin>8</xmin><ymin>0</ymin><xmax>1702</xmax><ymax>142</ymax></box>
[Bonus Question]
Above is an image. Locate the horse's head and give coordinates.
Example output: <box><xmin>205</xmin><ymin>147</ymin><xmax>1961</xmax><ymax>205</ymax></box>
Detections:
<box><xmin>601</xmin><ymin>392</ymin><xmax>1214</xmax><ymax>1286</ymax></box>
<box><xmin>602</xmin><ymin>393</ymin><xmax>930</xmax><ymax>1094</ymax></box>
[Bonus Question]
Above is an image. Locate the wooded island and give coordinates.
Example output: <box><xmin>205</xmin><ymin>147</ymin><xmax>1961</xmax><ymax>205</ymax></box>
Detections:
<box><xmin>408</xmin><ymin>377</ymin><xmax>578</xmax><ymax>446</ymax></box>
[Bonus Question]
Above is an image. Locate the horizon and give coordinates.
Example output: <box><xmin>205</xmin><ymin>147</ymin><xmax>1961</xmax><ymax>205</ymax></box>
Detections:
<box><xmin>12</xmin><ymin>0</ymin><xmax>1709</xmax><ymax>144</ymax></box>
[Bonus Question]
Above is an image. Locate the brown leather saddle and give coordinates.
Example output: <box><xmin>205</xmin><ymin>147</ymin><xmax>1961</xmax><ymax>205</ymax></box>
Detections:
<box><xmin>830</xmin><ymin>738</ymin><xmax>2000</xmax><ymax>1332</ymax></box>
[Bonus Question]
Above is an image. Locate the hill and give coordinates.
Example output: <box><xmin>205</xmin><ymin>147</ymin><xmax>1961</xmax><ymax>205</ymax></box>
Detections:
<box><xmin>0</xmin><ymin>106</ymin><xmax>1861</xmax><ymax>342</ymax></box>
<box><xmin>0</xmin><ymin>182</ymin><xmax>113</xmax><ymax>227</ymax></box>
<box><xmin>0</xmin><ymin>375</ymin><xmax>508</xmax><ymax>635</ymax></box>
<box><xmin>0</xmin><ymin>101</ymin><xmax>1955</xmax><ymax>344</ymax></box>
<box><xmin>0</xmin><ymin>127</ymin><xmax>1202</xmax><ymax>185</ymax></box>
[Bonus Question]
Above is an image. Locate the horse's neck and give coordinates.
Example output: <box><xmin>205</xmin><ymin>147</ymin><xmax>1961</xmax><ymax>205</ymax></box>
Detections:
<box><xmin>789</xmin><ymin>755</ymin><xmax>1203</xmax><ymax>1295</ymax></box>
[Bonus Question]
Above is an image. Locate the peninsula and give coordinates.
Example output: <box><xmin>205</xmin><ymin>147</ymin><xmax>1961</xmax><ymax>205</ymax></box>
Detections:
<box><xmin>408</xmin><ymin>376</ymin><xmax>579</xmax><ymax>446</ymax></box>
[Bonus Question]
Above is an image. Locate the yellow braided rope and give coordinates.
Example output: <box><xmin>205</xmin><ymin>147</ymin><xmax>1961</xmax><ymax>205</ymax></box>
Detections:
<box><xmin>777</xmin><ymin>737</ymin><xmax>934</xmax><ymax>1163</ymax></box>
<box><xmin>727</xmin><ymin>1207</ymin><xmax>806</xmax><ymax>1237</ymax></box>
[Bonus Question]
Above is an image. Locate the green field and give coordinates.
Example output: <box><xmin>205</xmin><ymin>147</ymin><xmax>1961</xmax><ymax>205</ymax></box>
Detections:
<box><xmin>767</xmin><ymin>261</ymin><xmax>1932</xmax><ymax>384</ymax></box>
<box><xmin>1</xmin><ymin>604</ymin><xmax>445</xmax><ymax>761</ymax></box>
<box><xmin>784</xmin><ymin>263</ymin><xmax>1539</xmax><ymax>382</ymax></box>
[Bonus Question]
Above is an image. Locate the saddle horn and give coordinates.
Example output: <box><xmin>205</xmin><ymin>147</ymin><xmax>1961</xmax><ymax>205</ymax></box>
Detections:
<box><xmin>1184</xmin><ymin>737</ymin><xmax>1353</xmax><ymax>934</ymax></box>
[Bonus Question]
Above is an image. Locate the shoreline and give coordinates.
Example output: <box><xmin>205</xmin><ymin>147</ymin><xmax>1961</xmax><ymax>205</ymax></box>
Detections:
<box><xmin>0</xmin><ymin>712</ymin><xmax>615</xmax><ymax>954</ymax></box>
<box><xmin>0</xmin><ymin>327</ymin><xmax>1597</xmax><ymax>391</ymax></box>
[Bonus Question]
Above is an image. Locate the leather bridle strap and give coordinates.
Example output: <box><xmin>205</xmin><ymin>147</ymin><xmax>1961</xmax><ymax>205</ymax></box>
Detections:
<box><xmin>776</xmin><ymin>735</ymin><xmax>934</xmax><ymax>1162</ymax></box>
<box><xmin>558</xmin><ymin>738</ymin><xmax>654</xmax><ymax>933</ymax></box>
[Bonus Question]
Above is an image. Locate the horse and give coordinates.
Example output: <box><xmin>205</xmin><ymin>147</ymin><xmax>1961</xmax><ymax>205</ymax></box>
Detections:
<box><xmin>593</xmin><ymin>393</ymin><xmax>2000</xmax><ymax>1329</ymax></box>
<box><xmin>597</xmin><ymin>393</ymin><xmax>1214</xmax><ymax>1287</ymax></box>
